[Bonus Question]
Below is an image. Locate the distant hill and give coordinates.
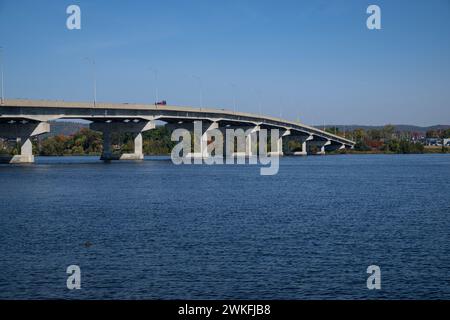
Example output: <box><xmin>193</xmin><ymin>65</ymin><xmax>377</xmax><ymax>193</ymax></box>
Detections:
<box><xmin>316</xmin><ymin>124</ymin><xmax>450</xmax><ymax>133</ymax></box>
<box><xmin>42</xmin><ymin>121</ymin><xmax>88</xmax><ymax>137</ymax></box>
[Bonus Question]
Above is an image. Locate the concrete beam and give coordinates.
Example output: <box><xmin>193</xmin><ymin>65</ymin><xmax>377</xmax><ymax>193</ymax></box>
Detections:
<box><xmin>90</xmin><ymin>120</ymin><xmax>155</xmax><ymax>134</ymax></box>
<box><xmin>0</xmin><ymin>121</ymin><xmax>50</xmax><ymax>139</ymax></box>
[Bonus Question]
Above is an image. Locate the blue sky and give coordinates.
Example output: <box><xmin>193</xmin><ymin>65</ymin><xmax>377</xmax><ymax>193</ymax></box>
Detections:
<box><xmin>0</xmin><ymin>0</ymin><xmax>449</xmax><ymax>125</ymax></box>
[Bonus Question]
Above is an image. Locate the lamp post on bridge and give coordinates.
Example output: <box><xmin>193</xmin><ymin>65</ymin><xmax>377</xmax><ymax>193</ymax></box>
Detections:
<box><xmin>0</xmin><ymin>46</ymin><xmax>4</xmax><ymax>105</ymax></box>
<box><xmin>148</xmin><ymin>67</ymin><xmax>159</xmax><ymax>104</ymax></box>
<box><xmin>230</xmin><ymin>83</ymin><xmax>237</xmax><ymax>113</ymax></box>
<box><xmin>255</xmin><ymin>89</ymin><xmax>262</xmax><ymax>116</ymax></box>
<box><xmin>84</xmin><ymin>57</ymin><xmax>96</xmax><ymax>107</ymax></box>
<box><xmin>278</xmin><ymin>97</ymin><xmax>284</xmax><ymax>119</ymax></box>
<box><xmin>192</xmin><ymin>75</ymin><xmax>203</xmax><ymax>109</ymax></box>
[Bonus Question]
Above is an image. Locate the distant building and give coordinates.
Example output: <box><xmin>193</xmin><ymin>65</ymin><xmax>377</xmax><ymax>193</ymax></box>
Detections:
<box><xmin>444</xmin><ymin>138</ymin><xmax>450</xmax><ymax>147</ymax></box>
<box><xmin>425</xmin><ymin>138</ymin><xmax>442</xmax><ymax>146</ymax></box>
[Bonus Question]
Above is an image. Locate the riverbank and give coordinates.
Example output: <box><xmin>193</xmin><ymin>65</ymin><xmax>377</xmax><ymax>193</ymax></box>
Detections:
<box><xmin>333</xmin><ymin>145</ymin><xmax>448</xmax><ymax>155</ymax></box>
<box><xmin>1</xmin><ymin>125</ymin><xmax>448</xmax><ymax>157</ymax></box>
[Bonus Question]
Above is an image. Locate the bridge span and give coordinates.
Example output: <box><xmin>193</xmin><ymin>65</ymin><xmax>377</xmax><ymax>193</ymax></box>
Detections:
<box><xmin>0</xmin><ymin>99</ymin><xmax>355</xmax><ymax>163</ymax></box>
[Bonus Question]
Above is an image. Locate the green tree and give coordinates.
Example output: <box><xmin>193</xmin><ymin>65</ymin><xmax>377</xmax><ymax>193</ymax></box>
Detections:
<box><xmin>352</xmin><ymin>128</ymin><xmax>366</xmax><ymax>143</ymax></box>
<box><xmin>381</xmin><ymin>124</ymin><xmax>395</xmax><ymax>140</ymax></box>
<box><xmin>386</xmin><ymin>139</ymin><xmax>400</xmax><ymax>153</ymax></box>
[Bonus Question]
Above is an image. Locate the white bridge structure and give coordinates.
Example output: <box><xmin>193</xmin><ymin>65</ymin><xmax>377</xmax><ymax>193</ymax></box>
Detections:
<box><xmin>0</xmin><ymin>99</ymin><xmax>355</xmax><ymax>163</ymax></box>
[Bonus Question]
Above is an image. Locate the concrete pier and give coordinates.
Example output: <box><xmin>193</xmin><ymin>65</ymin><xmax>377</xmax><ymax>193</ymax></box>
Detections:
<box><xmin>317</xmin><ymin>140</ymin><xmax>331</xmax><ymax>155</ymax></box>
<box><xmin>90</xmin><ymin>120</ymin><xmax>155</xmax><ymax>161</ymax></box>
<box><xmin>183</xmin><ymin>121</ymin><xmax>220</xmax><ymax>160</ymax></box>
<box><xmin>268</xmin><ymin>129</ymin><xmax>291</xmax><ymax>157</ymax></box>
<box><xmin>292</xmin><ymin>135</ymin><xmax>313</xmax><ymax>156</ymax></box>
<box><xmin>0</xmin><ymin>122</ymin><xmax>50</xmax><ymax>163</ymax></box>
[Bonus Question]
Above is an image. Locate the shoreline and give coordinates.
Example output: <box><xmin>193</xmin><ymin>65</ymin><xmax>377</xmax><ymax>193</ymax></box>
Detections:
<box><xmin>4</xmin><ymin>152</ymin><xmax>447</xmax><ymax>158</ymax></box>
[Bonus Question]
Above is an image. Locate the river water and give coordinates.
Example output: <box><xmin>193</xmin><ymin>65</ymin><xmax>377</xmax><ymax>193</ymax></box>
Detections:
<box><xmin>0</xmin><ymin>154</ymin><xmax>449</xmax><ymax>299</ymax></box>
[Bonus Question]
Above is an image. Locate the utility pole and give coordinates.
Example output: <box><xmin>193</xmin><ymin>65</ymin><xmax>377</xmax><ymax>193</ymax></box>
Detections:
<box><xmin>192</xmin><ymin>75</ymin><xmax>203</xmax><ymax>109</ymax></box>
<box><xmin>149</xmin><ymin>67</ymin><xmax>159</xmax><ymax>103</ymax></box>
<box><xmin>0</xmin><ymin>46</ymin><xmax>4</xmax><ymax>105</ymax></box>
<box><xmin>84</xmin><ymin>57</ymin><xmax>96</xmax><ymax>107</ymax></box>
<box><xmin>279</xmin><ymin>97</ymin><xmax>283</xmax><ymax>118</ymax></box>
<box><xmin>255</xmin><ymin>89</ymin><xmax>262</xmax><ymax>116</ymax></box>
<box><xmin>93</xmin><ymin>60</ymin><xmax>96</xmax><ymax>107</ymax></box>
<box><xmin>231</xmin><ymin>83</ymin><xmax>237</xmax><ymax>113</ymax></box>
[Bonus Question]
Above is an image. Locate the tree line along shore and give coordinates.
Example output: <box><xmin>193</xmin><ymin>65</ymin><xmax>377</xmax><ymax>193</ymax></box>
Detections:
<box><xmin>0</xmin><ymin>125</ymin><xmax>449</xmax><ymax>156</ymax></box>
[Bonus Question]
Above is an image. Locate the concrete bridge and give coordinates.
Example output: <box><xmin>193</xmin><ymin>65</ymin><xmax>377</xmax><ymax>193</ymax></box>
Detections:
<box><xmin>0</xmin><ymin>99</ymin><xmax>355</xmax><ymax>163</ymax></box>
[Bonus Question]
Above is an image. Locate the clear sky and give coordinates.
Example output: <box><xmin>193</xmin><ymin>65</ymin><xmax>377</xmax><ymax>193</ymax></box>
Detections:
<box><xmin>0</xmin><ymin>0</ymin><xmax>449</xmax><ymax>126</ymax></box>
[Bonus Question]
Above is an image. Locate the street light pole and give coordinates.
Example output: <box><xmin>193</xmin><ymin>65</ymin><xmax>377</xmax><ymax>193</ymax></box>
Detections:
<box><xmin>84</xmin><ymin>57</ymin><xmax>96</xmax><ymax>107</ymax></box>
<box><xmin>93</xmin><ymin>59</ymin><xmax>96</xmax><ymax>107</ymax></box>
<box><xmin>278</xmin><ymin>97</ymin><xmax>284</xmax><ymax>118</ymax></box>
<box><xmin>0</xmin><ymin>46</ymin><xmax>4</xmax><ymax>105</ymax></box>
<box><xmin>255</xmin><ymin>89</ymin><xmax>262</xmax><ymax>116</ymax></box>
<box><xmin>231</xmin><ymin>83</ymin><xmax>237</xmax><ymax>113</ymax></box>
<box><xmin>193</xmin><ymin>75</ymin><xmax>202</xmax><ymax>108</ymax></box>
<box><xmin>149</xmin><ymin>67</ymin><xmax>159</xmax><ymax>103</ymax></box>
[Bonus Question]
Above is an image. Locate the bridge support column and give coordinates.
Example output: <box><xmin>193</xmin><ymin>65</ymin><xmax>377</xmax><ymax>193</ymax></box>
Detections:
<box><xmin>0</xmin><ymin>122</ymin><xmax>50</xmax><ymax>163</ymax></box>
<box><xmin>325</xmin><ymin>143</ymin><xmax>347</xmax><ymax>153</ymax></box>
<box><xmin>269</xmin><ymin>129</ymin><xmax>290</xmax><ymax>156</ymax></box>
<box><xmin>201</xmin><ymin>122</ymin><xmax>219</xmax><ymax>159</ymax></box>
<box><xmin>120</xmin><ymin>133</ymin><xmax>144</xmax><ymax>160</ymax></box>
<box><xmin>317</xmin><ymin>140</ymin><xmax>331</xmax><ymax>155</ymax></box>
<box><xmin>90</xmin><ymin>120</ymin><xmax>155</xmax><ymax>161</ymax></box>
<box><xmin>293</xmin><ymin>135</ymin><xmax>313</xmax><ymax>156</ymax></box>
<box><xmin>221</xmin><ymin>125</ymin><xmax>255</xmax><ymax>161</ymax></box>
<box><xmin>221</xmin><ymin>125</ymin><xmax>259</xmax><ymax>160</ymax></box>
<box><xmin>101</xmin><ymin>128</ymin><xmax>113</xmax><ymax>160</ymax></box>
<box><xmin>245</xmin><ymin>126</ymin><xmax>260</xmax><ymax>158</ymax></box>
<box><xmin>187</xmin><ymin>121</ymin><xmax>219</xmax><ymax>160</ymax></box>
<box><xmin>18</xmin><ymin>138</ymin><xmax>33</xmax><ymax>162</ymax></box>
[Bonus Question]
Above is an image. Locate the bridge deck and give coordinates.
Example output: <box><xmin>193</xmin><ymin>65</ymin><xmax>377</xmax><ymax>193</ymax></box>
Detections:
<box><xmin>0</xmin><ymin>99</ymin><xmax>355</xmax><ymax>146</ymax></box>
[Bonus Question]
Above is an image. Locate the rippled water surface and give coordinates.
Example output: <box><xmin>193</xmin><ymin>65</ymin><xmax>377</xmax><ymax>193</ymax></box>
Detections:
<box><xmin>0</xmin><ymin>154</ymin><xmax>449</xmax><ymax>299</ymax></box>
